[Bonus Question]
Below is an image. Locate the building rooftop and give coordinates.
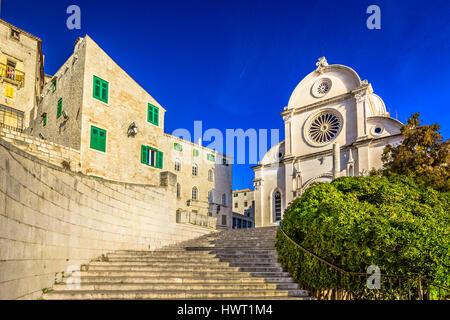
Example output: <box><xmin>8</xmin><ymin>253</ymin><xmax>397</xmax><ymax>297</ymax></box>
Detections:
<box><xmin>232</xmin><ymin>188</ymin><xmax>253</xmax><ymax>193</ymax></box>
<box><xmin>0</xmin><ymin>19</ymin><xmax>42</xmax><ymax>42</ymax></box>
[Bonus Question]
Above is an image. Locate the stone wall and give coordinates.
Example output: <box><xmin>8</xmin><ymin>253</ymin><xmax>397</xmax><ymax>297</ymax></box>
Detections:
<box><xmin>0</xmin><ymin>138</ymin><xmax>214</xmax><ymax>300</ymax></box>
<box><xmin>0</xmin><ymin>127</ymin><xmax>80</xmax><ymax>170</ymax></box>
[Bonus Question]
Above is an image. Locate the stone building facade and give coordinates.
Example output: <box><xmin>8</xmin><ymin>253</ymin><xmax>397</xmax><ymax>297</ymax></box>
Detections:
<box><xmin>232</xmin><ymin>188</ymin><xmax>255</xmax><ymax>228</ymax></box>
<box><xmin>0</xmin><ymin>19</ymin><xmax>44</xmax><ymax>131</ymax></box>
<box><xmin>252</xmin><ymin>57</ymin><xmax>403</xmax><ymax>227</ymax></box>
<box><xmin>26</xmin><ymin>35</ymin><xmax>232</xmax><ymax>229</ymax></box>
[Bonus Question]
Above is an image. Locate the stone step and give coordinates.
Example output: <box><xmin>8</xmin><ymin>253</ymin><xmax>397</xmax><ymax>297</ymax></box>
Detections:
<box><xmin>104</xmin><ymin>257</ymin><xmax>221</xmax><ymax>263</ymax></box>
<box><xmin>43</xmin><ymin>289</ymin><xmax>307</xmax><ymax>300</ymax></box>
<box><xmin>88</xmin><ymin>261</ymin><xmax>229</xmax><ymax>267</ymax></box>
<box><xmin>82</xmin><ymin>265</ymin><xmax>240</xmax><ymax>272</ymax></box>
<box><xmin>53</xmin><ymin>282</ymin><xmax>299</xmax><ymax>291</ymax></box>
<box><xmin>73</xmin><ymin>276</ymin><xmax>270</xmax><ymax>284</ymax></box>
<box><xmin>77</xmin><ymin>270</ymin><xmax>290</xmax><ymax>278</ymax></box>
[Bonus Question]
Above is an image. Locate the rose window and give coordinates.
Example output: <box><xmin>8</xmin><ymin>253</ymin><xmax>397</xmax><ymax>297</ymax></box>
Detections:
<box><xmin>308</xmin><ymin>112</ymin><xmax>341</xmax><ymax>144</ymax></box>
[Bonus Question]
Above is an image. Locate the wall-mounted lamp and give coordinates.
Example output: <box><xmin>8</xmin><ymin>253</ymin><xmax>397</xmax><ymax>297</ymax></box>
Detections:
<box><xmin>127</xmin><ymin>121</ymin><xmax>138</xmax><ymax>137</ymax></box>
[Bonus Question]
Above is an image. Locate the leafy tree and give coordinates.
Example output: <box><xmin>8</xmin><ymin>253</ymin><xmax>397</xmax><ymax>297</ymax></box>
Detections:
<box><xmin>377</xmin><ymin>113</ymin><xmax>449</xmax><ymax>191</ymax></box>
<box><xmin>276</xmin><ymin>176</ymin><xmax>450</xmax><ymax>299</ymax></box>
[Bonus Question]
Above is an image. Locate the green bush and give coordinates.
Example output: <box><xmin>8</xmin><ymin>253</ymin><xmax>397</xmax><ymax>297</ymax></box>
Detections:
<box><xmin>276</xmin><ymin>175</ymin><xmax>450</xmax><ymax>298</ymax></box>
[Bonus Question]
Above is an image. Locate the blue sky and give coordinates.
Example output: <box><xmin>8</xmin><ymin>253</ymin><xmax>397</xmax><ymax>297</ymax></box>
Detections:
<box><xmin>3</xmin><ymin>0</ymin><xmax>449</xmax><ymax>190</ymax></box>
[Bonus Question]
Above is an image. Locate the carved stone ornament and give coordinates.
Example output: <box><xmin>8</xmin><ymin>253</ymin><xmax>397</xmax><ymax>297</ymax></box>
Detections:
<box><xmin>315</xmin><ymin>57</ymin><xmax>329</xmax><ymax>74</ymax></box>
<box><xmin>355</xmin><ymin>93</ymin><xmax>367</xmax><ymax>103</ymax></box>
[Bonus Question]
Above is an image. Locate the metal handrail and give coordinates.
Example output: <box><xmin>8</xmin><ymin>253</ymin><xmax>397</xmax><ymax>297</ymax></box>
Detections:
<box><xmin>278</xmin><ymin>227</ymin><xmax>450</xmax><ymax>299</ymax></box>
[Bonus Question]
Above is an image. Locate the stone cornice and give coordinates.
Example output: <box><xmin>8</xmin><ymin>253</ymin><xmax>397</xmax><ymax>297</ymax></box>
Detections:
<box><xmin>280</xmin><ymin>84</ymin><xmax>371</xmax><ymax>119</ymax></box>
<box><xmin>251</xmin><ymin>133</ymin><xmax>403</xmax><ymax>169</ymax></box>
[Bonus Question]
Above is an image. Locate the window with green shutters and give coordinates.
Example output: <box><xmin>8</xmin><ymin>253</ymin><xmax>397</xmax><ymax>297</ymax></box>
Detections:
<box><xmin>174</xmin><ymin>142</ymin><xmax>182</xmax><ymax>152</ymax></box>
<box><xmin>43</xmin><ymin>114</ymin><xmax>47</xmax><ymax>126</ymax></box>
<box><xmin>52</xmin><ymin>79</ymin><xmax>57</xmax><ymax>92</ymax></box>
<box><xmin>147</xmin><ymin>104</ymin><xmax>159</xmax><ymax>126</ymax></box>
<box><xmin>193</xmin><ymin>149</ymin><xmax>199</xmax><ymax>157</ymax></box>
<box><xmin>141</xmin><ymin>145</ymin><xmax>163</xmax><ymax>169</ymax></box>
<box><xmin>90</xmin><ymin>126</ymin><xmax>106</xmax><ymax>152</ymax></box>
<box><xmin>57</xmin><ymin>98</ymin><xmax>62</xmax><ymax>118</ymax></box>
<box><xmin>207</xmin><ymin>153</ymin><xmax>215</xmax><ymax>162</ymax></box>
<box><xmin>93</xmin><ymin>76</ymin><xmax>109</xmax><ymax>103</ymax></box>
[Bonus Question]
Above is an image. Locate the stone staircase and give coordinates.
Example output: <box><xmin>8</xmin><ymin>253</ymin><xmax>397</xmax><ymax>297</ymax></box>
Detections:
<box><xmin>43</xmin><ymin>227</ymin><xmax>310</xmax><ymax>299</ymax></box>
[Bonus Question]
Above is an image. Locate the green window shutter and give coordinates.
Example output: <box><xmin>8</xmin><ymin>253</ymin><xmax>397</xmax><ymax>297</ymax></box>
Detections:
<box><xmin>52</xmin><ymin>79</ymin><xmax>57</xmax><ymax>92</ymax></box>
<box><xmin>147</xmin><ymin>104</ymin><xmax>153</xmax><ymax>123</ymax></box>
<box><xmin>93</xmin><ymin>76</ymin><xmax>108</xmax><ymax>103</ymax></box>
<box><xmin>141</xmin><ymin>145</ymin><xmax>148</xmax><ymax>164</ymax></box>
<box><xmin>90</xmin><ymin>126</ymin><xmax>106</xmax><ymax>152</ymax></box>
<box><xmin>174</xmin><ymin>143</ymin><xmax>182</xmax><ymax>152</ymax></box>
<box><xmin>154</xmin><ymin>107</ymin><xmax>159</xmax><ymax>126</ymax></box>
<box><xmin>43</xmin><ymin>114</ymin><xmax>47</xmax><ymax>126</ymax></box>
<box><xmin>57</xmin><ymin>98</ymin><xmax>62</xmax><ymax>118</ymax></box>
<box><xmin>147</xmin><ymin>104</ymin><xmax>159</xmax><ymax>126</ymax></box>
<box><xmin>156</xmin><ymin>151</ymin><xmax>163</xmax><ymax>169</ymax></box>
<box><xmin>94</xmin><ymin>78</ymin><xmax>101</xmax><ymax>98</ymax></box>
<box><xmin>207</xmin><ymin>154</ymin><xmax>215</xmax><ymax>162</ymax></box>
<box><xmin>101</xmin><ymin>81</ymin><xmax>108</xmax><ymax>103</ymax></box>
<box><xmin>193</xmin><ymin>149</ymin><xmax>199</xmax><ymax>157</ymax></box>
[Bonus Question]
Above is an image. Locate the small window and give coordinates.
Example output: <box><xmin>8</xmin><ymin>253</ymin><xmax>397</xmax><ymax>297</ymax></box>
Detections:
<box><xmin>233</xmin><ymin>193</ymin><xmax>238</xmax><ymax>198</ymax></box>
<box><xmin>234</xmin><ymin>203</ymin><xmax>238</xmax><ymax>208</ymax></box>
<box><xmin>207</xmin><ymin>153</ymin><xmax>215</xmax><ymax>162</ymax></box>
<box><xmin>193</xmin><ymin>149</ymin><xmax>199</xmax><ymax>157</ymax></box>
<box><xmin>52</xmin><ymin>79</ymin><xmax>57</xmax><ymax>93</ymax></box>
<box><xmin>174</xmin><ymin>142</ymin><xmax>182</xmax><ymax>152</ymax></box>
<box><xmin>222</xmin><ymin>215</ymin><xmax>227</xmax><ymax>225</ymax></box>
<box><xmin>192</xmin><ymin>163</ymin><xmax>198</xmax><ymax>176</ymax></box>
<box><xmin>147</xmin><ymin>103</ymin><xmax>159</xmax><ymax>126</ymax></box>
<box><xmin>57</xmin><ymin>98</ymin><xmax>63</xmax><ymax>118</ymax></box>
<box><xmin>90</xmin><ymin>126</ymin><xmax>107</xmax><ymax>152</ymax></box>
<box><xmin>42</xmin><ymin>113</ymin><xmax>47</xmax><ymax>126</ymax></box>
<box><xmin>222</xmin><ymin>158</ymin><xmax>228</xmax><ymax>166</ymax></box>
<box><xmin>208</xmin><ymin>190</ymin><xmax>213</xmax><ymax>203</ymax></box>
<box><xmin>244</xmin><ymin>192</ymin><xmax>247</xmax><ymax>196</ymax></box>
<box><xmin>93</xmin><ymin>76</ymin><xmax>109</xmax><ymax>103</ymax></box>
<box><xmin>141</xmin><ymin>145</ymin><xmax>163</xmax><ymax>168</ymax></box>
<box><xmin>174</xmin><ymin>158</ymin><xmax>181</xmax><ymax>171</ymax></box>
<box><xmin>244</xmin><ymin>201</ymin><xmax>248</xmax><ymax>207</ymax></box>
<box><xmin>374</xmin><ymin>127</ymin><xmax>382</xmax><ymax>134</ymax></box>
<box><xmin>11</xmin><ymin>29</ymin><xmax>20</xmax><ymax>40</ymax></box>
<box><xmin>222</xmin><ymin>194</ymin><xmax>227</xmax><ymax>206</ymax></box>
<box><xmin>208</xmin><ymin>169</ymin><xmax>213</xmax><ymax>182</ymax></box>
<box><xmin>176</xmin><ymin>183</ymin><xmax>181</xmax><ymax>198</ymax></box>
<box><xmin>192</xmin><ymin>187</ymin><xmax>198</xmax><ymax>200</ymax></box>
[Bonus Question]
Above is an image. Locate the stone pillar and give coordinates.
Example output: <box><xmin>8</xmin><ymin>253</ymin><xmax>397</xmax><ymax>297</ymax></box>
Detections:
<box><xmin>283</xmin><ymin>113</ymin><xmax>292</xmax><ymax>157</ymax></box>
<box><xmin>253</xmin><ymin>178</ymin><xmax>264</xmax><ymax>227</ymax></box>
<box><xmin>284</xmin><ymin>160</ymin><xmax>294</xmax><ymax>207</ymax></box>
<box><xmin>333</xmin><ymin>143</ymin><xmax>340</xmax><ymax>178</ymax></box>
<box><xmin>355</xmin><ymin>93</ymin><xmax>368</xmax><ymax>141</ymax></box>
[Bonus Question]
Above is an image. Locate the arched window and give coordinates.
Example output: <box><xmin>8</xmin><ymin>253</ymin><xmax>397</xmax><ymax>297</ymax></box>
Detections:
<box><xmin>176</xmin><ymin>183</ymin><xmax>181</xmax><ymax>198</ymax></box>
<box><xmin>222</xmin><ymin>193</ymin><xmax>227</xmax><ymax>206</ymax></box>
<box><xmin>174</xmin><ymin>158</ymin><xmax>181</xmax><ymax>171</ymax></box>
<box><xmin>273</xmin><ymin>190</ymin><xmax>282</xmax><ymax>221</ymax></box>
<box><xmin>192</xmin><ymin>163</ymin><xmax>198</xmax><ymax>176</ymax></box>
<box><xmin>192</xmin><ymin>187</ymin><xmax>198</xmax><ymax>200</ymax></box>
<box><xmin>208</xmin><ymin>190</ymin><xmax>213</xmax><ymax>203</ymax></box>
<box><xmin>208</xmin><ymin>169</ymin><xmax>214</xmax><ymax>182</ymax></box>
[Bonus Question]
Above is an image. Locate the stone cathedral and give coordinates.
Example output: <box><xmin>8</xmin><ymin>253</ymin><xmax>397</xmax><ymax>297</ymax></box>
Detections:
<box><xmin>252</xmin><ymin>57</ymin><xmax>403</xmax><ymax>227</ymax></box>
